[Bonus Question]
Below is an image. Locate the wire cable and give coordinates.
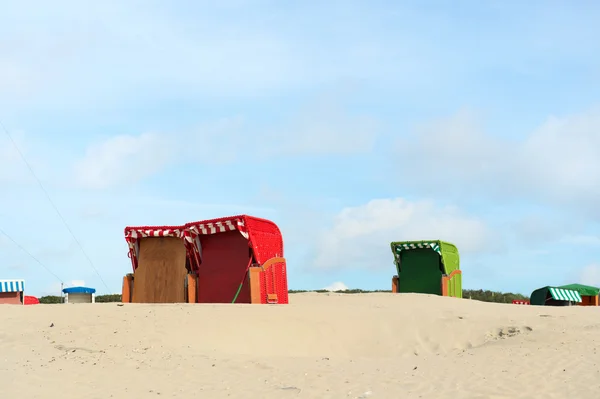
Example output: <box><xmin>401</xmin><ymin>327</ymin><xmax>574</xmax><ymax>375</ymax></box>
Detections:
<box><xmin>0</xmin><ymin>120</ymin><xmax>111</xmax><ymax>292</ymax></box>
<box><xmin>0</xmin><ymin>226</ymin><xmax>63</xmax><ymax>283</ymax></box>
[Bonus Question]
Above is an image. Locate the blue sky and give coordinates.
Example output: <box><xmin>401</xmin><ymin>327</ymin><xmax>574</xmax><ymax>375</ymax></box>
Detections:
<box><xmin>1</xmin><ymin>0</ymin><xmax>600</xmax><ymax>296</ymax></box>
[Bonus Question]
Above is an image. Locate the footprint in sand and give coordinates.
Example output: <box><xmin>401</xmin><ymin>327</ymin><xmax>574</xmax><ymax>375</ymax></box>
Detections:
<box><xmin>489</xmin><ymin>326</ymin><xmax>533</xmax><ymax>340</ymax></box>
<box><xmin>54</xmin><ymin>344</ymin><xmax>104</xmax><ymax>354</ymax></box>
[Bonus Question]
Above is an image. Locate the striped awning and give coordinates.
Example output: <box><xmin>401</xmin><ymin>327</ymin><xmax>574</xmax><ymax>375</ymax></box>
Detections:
<box><xmin>393</xmin><ymin>242</ymin><xmax>441</xmax><ymax>254</ymax></box>
<box><xmin>0</xmin><ymin>280</ymin><xmax>24</xmax><ymax>293</ymax></box>
<box><xmin>549</xmin><ymin>287</ymin><xmax>582</xmax><ymax>303</ymax></box>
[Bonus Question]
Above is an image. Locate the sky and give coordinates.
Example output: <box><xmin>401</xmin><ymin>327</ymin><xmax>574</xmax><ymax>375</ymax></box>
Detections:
<box><xmin>1</xmin><ymin>0</ymin><xmax>600</xmax><ymax>296</ymax></box>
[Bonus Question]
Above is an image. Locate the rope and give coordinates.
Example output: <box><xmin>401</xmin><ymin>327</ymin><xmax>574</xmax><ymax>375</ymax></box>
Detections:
<box><xmin>231</xmin><ymin>258</ymin><xmax>254</xmax><ymax>304</ymax></box>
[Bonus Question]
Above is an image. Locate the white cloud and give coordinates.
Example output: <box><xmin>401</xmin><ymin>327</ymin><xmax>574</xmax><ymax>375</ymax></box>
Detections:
<box><xmin>71</xmin><ymin>94</ymin><xmax>379</xmax><ymax>189</ymax></box>
<box><xmin>396</xmin><ymin>107</ymin><xmax>600</xmax><ymax>213</ymax></box>
<box><xmin>0</xmin><ymin>129</ymin><xmax>70</xmax><ymax>185</ymax></box>
<box><xmin>507</xmin><ymin>212</ymin><xmax>592</xmax><ymax>247</ymax></box>
<box><xmin>1</xmin><ymin>1</ymin><xmax>599</xmax><ymax>115</ymax></box>
<box><xmin>313</xmin><ymin>197</ymin><xmax>492</xmax><ymax>270</ymax></box>
<box><xmin>68</xmin><ymin>280</ymin><xmax>86</xmax><ymax>287</ymax></box>
<box><xmin>560</xmin><ymin>235</ymin><xmax>600</xmax><ymax>247</ymax></box>
<box><xmin>0</xmin><ymin>132</ymin><xmax>31</xmax><ymax>182</ymax></box>
<box><xmin>579</xmin><ymin>264</ymin><xmax>600</xmax><ymax>287</ymax></box>
<box><xmin>0</xmin><ymin>2</ymin><xmax>301</xmax><ymax>101</ymax></box>
<box><xmin>323</xmin><ymin>282</ymin><xmax>349</xmax><ymax>291</ymax></box>
<box><xmin>0</xmin><ymin>60</ymin><xmax>34</xmax><ymax>95</ymax></box>
<box><xmin>73</xmin><ymin>132</ymin><xmax>177</xmax><ymax>189</ymax></box>
<box><xmin>0</xmin><ymin>1</ymin><xmax>443</xmax><ymax>111</ymax></box>
<box><xmin>262</xmin><ymin>97</ymin><xmax>379</xmax><ymax>156</ymax></box>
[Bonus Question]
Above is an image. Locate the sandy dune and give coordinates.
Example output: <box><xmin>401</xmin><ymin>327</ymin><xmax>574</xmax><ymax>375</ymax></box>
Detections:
<box><xmin>2</xmin><ymin>293</ymin><xmax>599</xmax><ymax>398</ymax></box>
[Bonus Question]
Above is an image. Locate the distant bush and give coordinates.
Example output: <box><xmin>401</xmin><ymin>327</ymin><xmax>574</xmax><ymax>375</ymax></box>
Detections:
<box><xmin>289</xmin><ymin>289</ymin><xmax>392</xmax><ymax>294</ymax></box>
<box><xmin>37</xmin><ymin>289</ymin><xmax>528</xmax><ymax>304</ymax></box>
<box><xmin>38</xmin><ymin>294</ymin><xmax>122</xmax><ymax>303</ymax></box>
<box><xmin>39</xmin><ymin>295</ymin><xmax>63</xmax><ymax>304</ymax></box>
<box><xmin>463</xmin><ymin>289</ymin><xmax>529</xmax><ymax>303</ymax></box>
<box><xmin>95</xmin><ymin>294</ymin><xmax>122</xmax><ymax>303</ymax></box>
<box><xmin>289</xmin><ymin>288</ymin><xmax>529</xmax><ymax>303</ymax></box>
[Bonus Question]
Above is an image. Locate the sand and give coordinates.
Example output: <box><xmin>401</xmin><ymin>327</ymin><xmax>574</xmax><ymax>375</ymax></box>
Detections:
<box><xmin>2</xmin><ymin>293</ymin><xmax>599</xmax><ymax>398</ymax></box>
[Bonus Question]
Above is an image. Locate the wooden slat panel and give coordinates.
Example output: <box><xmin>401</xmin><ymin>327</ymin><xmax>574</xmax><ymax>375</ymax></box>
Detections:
<box><xmin>132</xmin><ymin>237</ymin><xmax>187</xmax><ymax>303</ymax></box>
<box><xmin>249</xmin><ymin>268</ymin><xmax>262</xmax><ymax>304</ymax></box>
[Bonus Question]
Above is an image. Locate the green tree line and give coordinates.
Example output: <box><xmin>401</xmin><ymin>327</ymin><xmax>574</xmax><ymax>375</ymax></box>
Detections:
<box><xmin>289</xmin><ymin>289</ymin><xmax>529</xmax><ymax>303</ymax></box>
<box><xmin>38</xmin><ymin>289</ymin><xmax>528</xmax><ymax>304</ymax></box>
<box><xmin>462</xmin><ymin>289</ymin><xmax>529</xmax><ymax>303</ymax></box>
<box><xmin>38</xmin><ymin>294</ymin><xmax>122</xmax><ymax>304</ymax></box>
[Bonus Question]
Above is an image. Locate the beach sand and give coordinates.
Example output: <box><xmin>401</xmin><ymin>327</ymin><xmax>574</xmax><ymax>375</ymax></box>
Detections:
<box><xmin>1</xmin><ymin>292</ymin><xmax>599</xmax><ymax>398</ymax></box>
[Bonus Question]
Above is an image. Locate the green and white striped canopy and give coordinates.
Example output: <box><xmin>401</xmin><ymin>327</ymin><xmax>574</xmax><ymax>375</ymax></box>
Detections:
<box><xmin>549</xmin><ymin>287</ymin><xmax>582</xmax><ymax>303</ymax></box>
<box><xmin>393</xmin><ymin>242</ymin><xmax>441</xmax><ymax>254</ymax></box>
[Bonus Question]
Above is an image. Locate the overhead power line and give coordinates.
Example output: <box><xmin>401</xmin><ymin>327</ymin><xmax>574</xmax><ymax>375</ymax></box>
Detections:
<box><xmin>0</xmin><ymin>120</ymin><xmax>111</xmax><ymax>292</ymax></box>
